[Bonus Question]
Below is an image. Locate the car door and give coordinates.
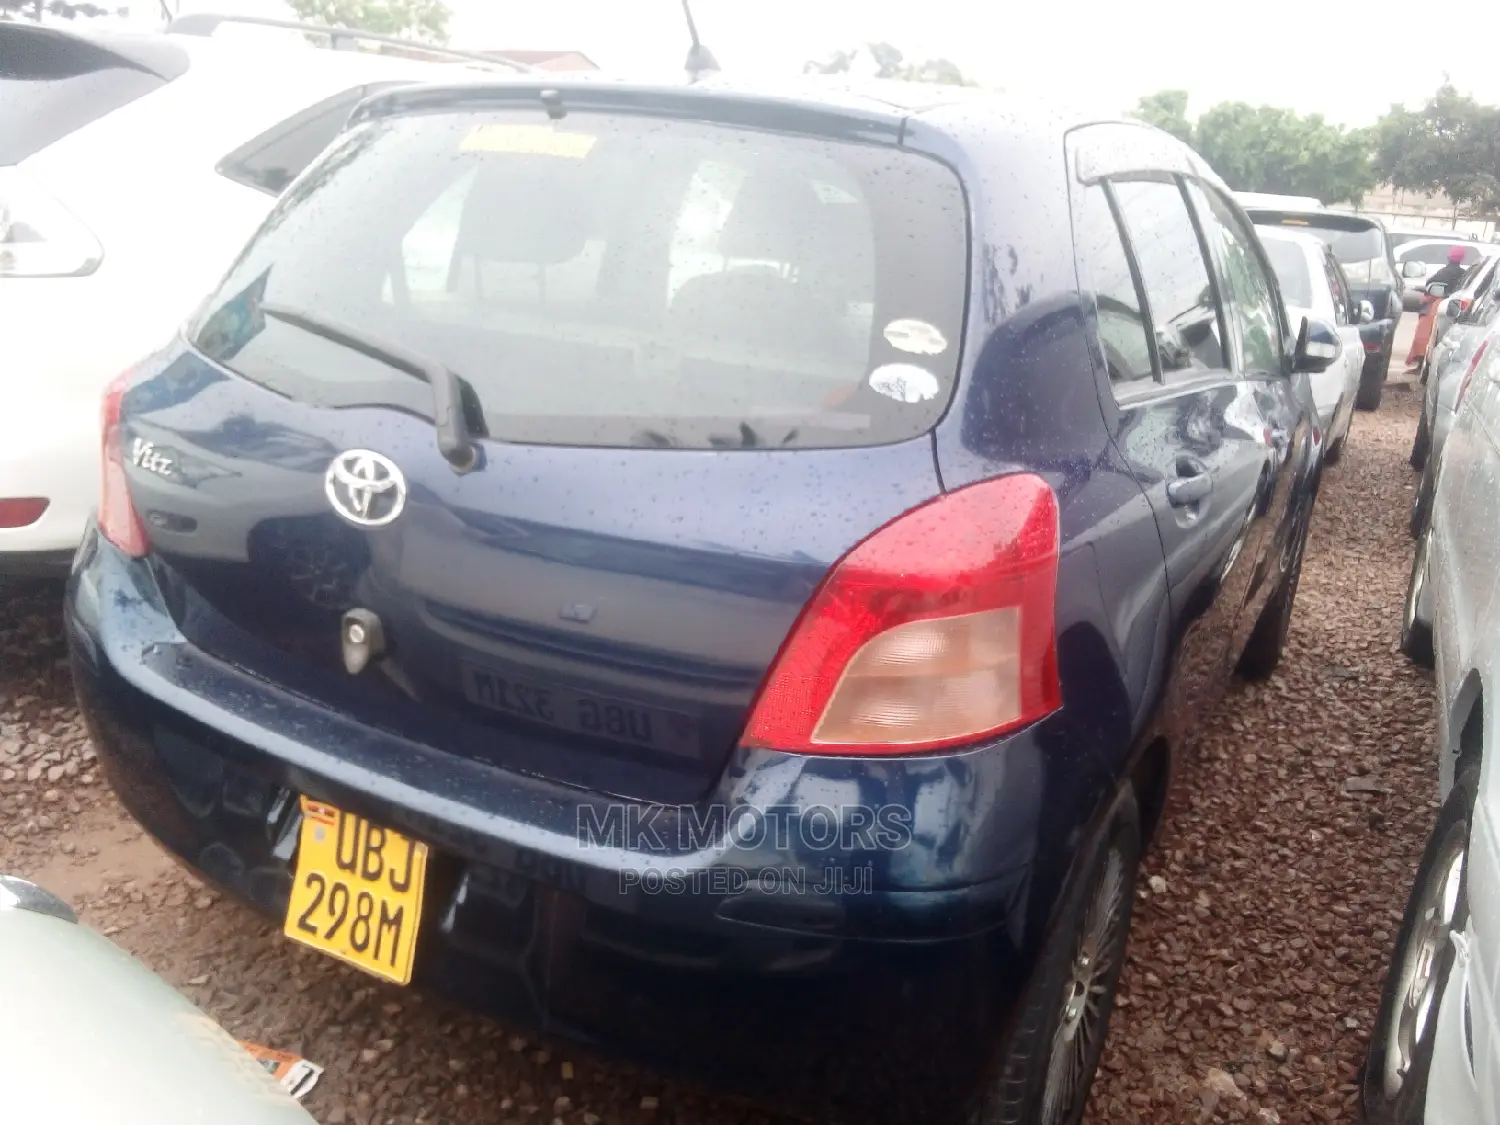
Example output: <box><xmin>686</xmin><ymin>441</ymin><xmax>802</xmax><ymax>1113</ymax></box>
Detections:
<box><xmin>1183</xmin><ymin>181</ymin><xmax>1309</xmax><ymax>655</ymax></box>
<box><xmin>1323</xmin><ymin>247</ymin><xmax>1366</xmax><ymax>409</ymax></box>
<box><xmin>1080</xmin><ymin>171</ymin><xmax>1283</xmax><ymax>744</ymax></box>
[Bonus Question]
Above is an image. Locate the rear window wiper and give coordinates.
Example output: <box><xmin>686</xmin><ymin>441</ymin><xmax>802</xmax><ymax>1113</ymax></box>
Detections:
<box><xmin>262</xmin><ymin>303</ymin><xmax>479</xmax><ymax>472</ymax></box>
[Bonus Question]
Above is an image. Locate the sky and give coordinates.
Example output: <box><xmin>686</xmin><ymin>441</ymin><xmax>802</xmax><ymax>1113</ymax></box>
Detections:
<box><xmin>134</xmin><ymin>0</ymin><xmax>1500</xmax><ymax>128</ymax></box>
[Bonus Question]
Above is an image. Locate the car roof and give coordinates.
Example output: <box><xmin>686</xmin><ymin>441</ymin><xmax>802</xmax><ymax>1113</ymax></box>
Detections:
<box><xmin>1388</xmin><ymin>227</ymin><xmax>1469</xmax><ymax>238</ymax></box>
<box><xmin>348</xmin><ymin>71</ymin><xmax>1170</xmax><ymax>162</ymax></box>
<box><xmin>1397</xmin><ymin>236</ymin><xmax>1497</xmax><ymax>253</ymax></box>
<box><xmin>22</xmin><ymin>19</ymin><xmax>517</xmax><ymax>88</ymax></box>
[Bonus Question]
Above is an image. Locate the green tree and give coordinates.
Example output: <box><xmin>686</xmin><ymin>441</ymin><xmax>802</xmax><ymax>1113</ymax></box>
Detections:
<box><xmin>1374</xmin><ymin>85</ymin><xmax>1500</xmax><ymax>213</ymax></box>
<box><xmin>1131</xmin><ymin>89</ymin><xmax>1193</xmax><ymax>145</ymax></box>
<box><xmin>1193</xmin><ymin>103</ymin><xmax>1376</xmax><ymax>205</ymax></box>
<box><xmin>1129</xmin><ymin>91</ymin><xmax>1376</xmax><ymax>205</ymax></box>
<box><xmin>285</xmin><ymin>0</ymin><xmax>450</xmax><ymax>42</ymax></box>
<box><xmin>804</xmin><ymin>41</ymin><xmax>975</xmax><ymax>86</ymax></box>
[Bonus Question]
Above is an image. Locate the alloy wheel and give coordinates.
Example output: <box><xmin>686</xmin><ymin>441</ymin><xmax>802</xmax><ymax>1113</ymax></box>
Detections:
<box><xmin>1381</xmin><ymin>829</ymin><xmax>1466</xmax><ymax>1097</ymax></box>
<box><xmin>1039</xmin><ymin>847</ymin><xmax>1129</xmax><ymax>1125</ymax></box>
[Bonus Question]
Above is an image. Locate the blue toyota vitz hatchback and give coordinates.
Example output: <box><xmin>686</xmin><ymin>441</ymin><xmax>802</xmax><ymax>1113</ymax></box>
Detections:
<box><xmin>67</xmin><ymin>76</ymin><xmax>1334</xmax><ymax>1125</ymax></box>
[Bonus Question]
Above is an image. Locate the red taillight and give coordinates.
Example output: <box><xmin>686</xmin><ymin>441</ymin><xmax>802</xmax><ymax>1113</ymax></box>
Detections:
<box><xmin>741</xmin><ymin>474</ymin><xmax>1061</xmax><ymax>755</ymax></box>
<box><xmin>1458</xmin><ymin>339</ymin><xmax>1490</xmax><ymax>408</ymax></box>
<box><xmin>0</xmin><ymin>498</ymin><xmax>49</xmax><ymax>528</ymax></box>
<box><xmin>99</xmin><ymin>370</ymin><xmax>148</xmax><ymax>557</ymax></box>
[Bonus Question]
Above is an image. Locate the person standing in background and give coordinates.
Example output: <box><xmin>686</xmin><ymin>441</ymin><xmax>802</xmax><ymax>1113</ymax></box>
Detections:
<box><xmin>1407</xmin><ymin>245</ymin><xmax>1470</xmax><ymax>369</ymax></box>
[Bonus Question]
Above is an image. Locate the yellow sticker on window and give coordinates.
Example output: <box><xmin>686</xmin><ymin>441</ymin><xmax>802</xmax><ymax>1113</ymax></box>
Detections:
<box><xmin>460</xmin><ymin>124</ymin><xmax>596</xmax><ymax>159</ymax></box>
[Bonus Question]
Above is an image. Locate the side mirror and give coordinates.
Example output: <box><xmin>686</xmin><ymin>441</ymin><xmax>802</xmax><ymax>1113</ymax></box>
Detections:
<box><xmin>1427</xmin><ymin>281</ymin><xmax>1450</xmax><ymax>298</ymax></box>
<box><xmin>1402</xmin><ymin>260</ymin><xmax>1428</xmax><ymax>279</ymax></box>
<box><xmin>1292</xmin><ymin>314</ymin><xmax>1342</xmax><ymax>373</ymax></box>
<box><xmin>1357</xmin><ymin>299</ymin><xmax>1375</xmax><ymax>325</ymax></box>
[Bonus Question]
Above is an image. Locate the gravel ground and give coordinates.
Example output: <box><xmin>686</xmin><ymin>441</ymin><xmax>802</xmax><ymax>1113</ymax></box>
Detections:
<box><xmin>0</xmin><ymin>375</ymin><xmax>1436</xmax><ymax>1125</ymax></box>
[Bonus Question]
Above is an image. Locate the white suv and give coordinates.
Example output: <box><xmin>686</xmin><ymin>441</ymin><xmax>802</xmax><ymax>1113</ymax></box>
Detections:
<box><xmin>0</xmin><ymin>17</ymin><xmax>510</xmax><ymax>573</ymax></box>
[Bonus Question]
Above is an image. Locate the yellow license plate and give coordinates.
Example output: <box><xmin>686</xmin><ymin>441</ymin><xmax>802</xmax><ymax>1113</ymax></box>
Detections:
<box><xmin>283</xmin><ymin>798</ymin><xmax>429</xmax><ymax>985</ymax></box>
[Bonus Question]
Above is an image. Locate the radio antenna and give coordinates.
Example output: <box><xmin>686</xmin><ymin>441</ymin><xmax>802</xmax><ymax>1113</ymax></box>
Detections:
<box><xmin>680</xmin><ymin>0</ymin><xmax>719</xmax><ymax>80</ymax></box>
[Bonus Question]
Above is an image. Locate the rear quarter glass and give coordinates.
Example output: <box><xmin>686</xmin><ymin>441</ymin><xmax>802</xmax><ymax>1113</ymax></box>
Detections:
<box><xmin>186</xmin><ymin>110</ymin><xmax>971</xmax><ymax>451</ymax></box>
<box><xmin>0</xmin><ymin>34</ymin><xmax>178</xmax><ymax>163</ymax></box>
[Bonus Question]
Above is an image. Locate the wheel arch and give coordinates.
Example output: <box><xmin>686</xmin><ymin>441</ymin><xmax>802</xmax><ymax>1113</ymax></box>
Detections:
<box><xmin>1451</xmin><ymin>675</ymin><xmax>1485</xmax><ymax>778</ymax></box>
<box><xmin>1127</xmin><ymin>736</ymin><xmax>1172</xmax><ymax>848</ymax></box>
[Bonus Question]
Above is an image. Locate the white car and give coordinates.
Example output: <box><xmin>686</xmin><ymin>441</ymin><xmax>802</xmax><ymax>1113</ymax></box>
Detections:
<box><xmin>0</xmin><ymin>873</ymin><xmax>315</xmax><ymax>1123</ymax></box>
<box><xmin>0</xmin><ymin>17</ymin><xmax>513</xmax><ymax>574</ymax></box>
<box><xmin>1254</xmin><ymin>226</ymin><xmax>1366</xmax><ymax>462</ymax></box>
<box><xmin>1396</xmin><ymin>237</ymin><xmax>1497</xmax><ymax>311</ymax></box>
<box><xmin>1369</xmin><ymin>314</ymin><xmax>1500</xmax><ymax>1124</ymax></box>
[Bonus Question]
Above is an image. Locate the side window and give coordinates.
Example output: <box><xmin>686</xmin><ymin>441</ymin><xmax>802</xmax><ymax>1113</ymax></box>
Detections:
<box><xmin>1406</xmin><ymin>243</ymin><xmax>1478</xmax><ymax>266</ymax></box>
<box><xmin>1073</xmin><ymin>184</ymin><xmax>1155</xmax><ymax>387</ymax></box>
<box><xmin>1188</xmin><ymin>183</ymin><xmax>1284</xmax><ymax>376</ymax></box>
<box><xmin>218</xmin><ymin>85</ymin><xmax>392</xmax><ymax>195</ymax></box>
<box><xmin>1473</xmin><ymin>263</ymin><xmax>1498</xmax><ymax>301</ymax></box>
<box><xmin>1111</xmin><ymin>178</ymin><xmax>1226</xmax><ymax>377</ymax></box>
<box><xmin>1324</xmin><ymin>253</ymin><xmax>1350</xmax><ymax>325</ymax></box>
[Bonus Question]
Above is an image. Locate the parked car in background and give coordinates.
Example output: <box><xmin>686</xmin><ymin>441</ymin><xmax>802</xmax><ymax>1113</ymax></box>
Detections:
<box><xmin>66</xmin><ymin>90</ymin><xmax>1329</xmax><ymax>1125</ymax></box>
<box><xmin>1256</xmin><ymin>226</ymin><xmax>1368</xmax><ymax>462</ymax></box>
<box><xmin>1387</xmin><ymin>226</ymin><xmax>1480</xmax><ymax>252</ymax></box>
<box><xmin>1401</xmin><ymin>311</ymin><xmax>1500</xmax><ymax>663</ymax></box>
<box><xmin>1396</xmin><ymin>238</ymin><xmax>1495</xmax><ymax>311</ymax></box>
<box><xmin>0</xmin><ymin>16</ymin><xmax>516</xmax><ymax>575</ymax></box>
<box><xmin>1417</xmin><ymin>254</ymin><xmax>1500</xmax><ymax>381</ymax></box>
<box><xmin>1371</xmin><ymin>295</ymin><xmax>1500</xmax><ymax>1125</ymax></box>
<box><xmin>1408</xmin><ymin>257</ymin><xmax>1500</xmax><ymax>544</ymax></box>
<box><xmin>1243</xmin><ymin>207</ymin><xmax>1402</xmax><ymax>410</ymax></box>
<box><xmin>0</xmin><ymin>873</ymin><xmax>316</xmax><ymax>1124</ymax></box>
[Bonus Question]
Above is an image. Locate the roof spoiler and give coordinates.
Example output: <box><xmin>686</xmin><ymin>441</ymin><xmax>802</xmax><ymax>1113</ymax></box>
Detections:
<box><xmin>1244</xmin><ymin>209</ymin><xmax>1381</xmax><ymax>233</ymax></box>
<box><xmin>165</xmin><ymin>13</ymin><xmax>537</xmax><ymax>73</ymax></box>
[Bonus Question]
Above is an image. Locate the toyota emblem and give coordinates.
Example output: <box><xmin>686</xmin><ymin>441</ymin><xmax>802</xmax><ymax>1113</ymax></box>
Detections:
<box><xmin>325</xmin><ymin>450</ymin><xmax>407</xmax><ymax>528</ymax></box>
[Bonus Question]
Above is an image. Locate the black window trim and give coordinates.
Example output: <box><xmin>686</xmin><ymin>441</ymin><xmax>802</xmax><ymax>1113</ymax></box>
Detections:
<box><xmin>216</xmin><ymin>81</ymin><xmax>406</xmax><ymax>195</ymax></box>
<box><xmin>1098</xmin><ymin>179</ymin><xmax>1164</xmax><ymax>390</ymax></box>
<box><xmin>1100</xmin><ymin>171</ymin><xmax>1236</xmax><ymax>399</ymax></box>
<box><xmin>1192</xmin><ymin>178</ymin><xmax>1295</xmax><ymax>380</ymax></box>
<box><xmin>1176</xmin><ymin>174</ymin><xmax>1239</xmax><ymax>379</ymax></box>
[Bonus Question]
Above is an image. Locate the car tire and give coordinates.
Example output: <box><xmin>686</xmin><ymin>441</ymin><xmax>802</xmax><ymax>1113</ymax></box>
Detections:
<box><xmin>1325</xmin><ymin>429</ymin><xmax>1345</xmax><ymax>465</ymax></box>
<box><xmin>970</xmin><ymin>786</ymin><xmax>1140</xmax><ymax>1125</ymax></box>
<box><xmin>1400</xmin><ymin>525</ymin><xmax>1435</xmax><ymax>668</ymax></box>
<box><xmin>1360</xmin><ymin>762</ymin><xmax>1477</xmax><ymax>1125</ymax></box>
<box><xmin>1410</xmin><ymin>410</ymin><xmax>1430</xmax><ymax>470</ymax></box>
<box><xmin>1236</xmin><ymin>516</ymin><xmax>1308</xmax><ymax>680</ymax></box>
<box><xmin>1356</xmin><ymin>357</ymin><xmax>1386</xmax><ymax>411</ymax></box>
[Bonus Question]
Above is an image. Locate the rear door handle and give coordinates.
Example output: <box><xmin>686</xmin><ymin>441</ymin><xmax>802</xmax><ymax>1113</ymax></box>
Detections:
<box><xmin>1167</xmin><ymin>470</ymin><xmax>1213</xmax><ymax>507</ymax></box>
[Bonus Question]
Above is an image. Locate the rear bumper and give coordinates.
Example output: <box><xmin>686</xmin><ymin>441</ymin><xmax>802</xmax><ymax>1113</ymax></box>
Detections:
<box><xmin>66</xmin><ymin>529</ymin><xmax>1057</xmax><ymax>1123</ymax></box>
<box><xmin>1359</xmin><ymin>317</ymin><xmax>1396</xmax><ymax>376</ymax></box>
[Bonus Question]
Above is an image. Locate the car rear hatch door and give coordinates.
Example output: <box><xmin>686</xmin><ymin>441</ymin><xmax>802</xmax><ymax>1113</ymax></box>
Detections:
<box><xmin>118</xmin><ymin>97</ymin><xmax>971</xmax><ymax>804</ymax></box>
<box><xmin>1247</xmin><ymin>209</ymin><xmax>1396</xmax><ymax>313</ymax></box>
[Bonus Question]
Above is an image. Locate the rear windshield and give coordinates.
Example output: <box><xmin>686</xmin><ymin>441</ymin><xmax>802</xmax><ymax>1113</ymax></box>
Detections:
<box><xmin>1260</xmin><ymin>238</ymin><xmax>1312</xmax><ymax>309</ymax></box>
<box><xmin>1262</xmin><ymin>220</ymin><xmax>1390</xmax><ymax>284</ymax></box>
<box><xmin>0</xmin><ymin>31</ymin><xmax>179</xmax><ymax>163</ymax></box>
<box><xmin>188</xmin><ymin>109</ymin><xmax>970</xmax><ymax>451</ymax></box>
